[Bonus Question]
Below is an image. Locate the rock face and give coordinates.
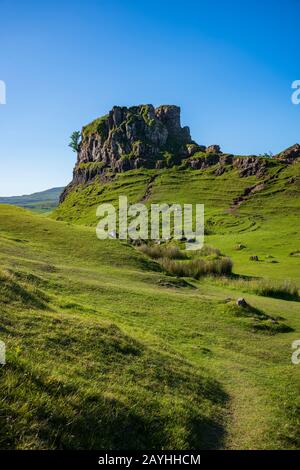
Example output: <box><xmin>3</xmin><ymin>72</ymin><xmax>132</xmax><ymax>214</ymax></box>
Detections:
<box><xmin>233</xmin><ymin>156</ymin><xmax>267</xmax><ymax>178</ymax></box>
<box><xmin>207</xmin><ymin>144</ymin><xmax>221</xmax><ymax>154</ymax></box>
<box><xmin>275</xmin><ymin>144</ymin><xmax>300</xmax><ymax>163</ymax></box>
<box><xmin>79</xmin><ymin>105</ymin><xmax>191</xmax><ymax>173</ymax></box>
<box><xmin>61</xmin><ymin>104</ymin><xmax>194</xmax><ymax>200</ymax></box>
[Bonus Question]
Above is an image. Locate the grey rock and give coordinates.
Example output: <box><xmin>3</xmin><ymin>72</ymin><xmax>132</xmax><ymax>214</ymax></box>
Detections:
<box><xmin>275</xmin><ymin>143</ymin><xmax>300</xmax><ymax>163</ymax></box>
<box><xmin>207</xmin><ymin>144</ymin><xmax>221</xmax><ymax>154</ymax></box>
<box><xmin>236</xmin><ymin>298</ymin><xmax>248</xmax><ymax>308</ymax></box>
<box><xmin>61</xmin><ymin>104</ymin><xmax>193</xmax><ymax>201</ymax></box>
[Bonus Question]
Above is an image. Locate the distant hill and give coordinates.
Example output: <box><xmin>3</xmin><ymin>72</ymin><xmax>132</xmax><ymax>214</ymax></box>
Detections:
<box><xmin>0</xmin><ymin>187</ymin><xmax>64</xmax><ymax>213</ymax></box>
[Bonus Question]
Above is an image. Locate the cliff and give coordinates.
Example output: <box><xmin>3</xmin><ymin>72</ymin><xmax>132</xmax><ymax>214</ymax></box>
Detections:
<box><xmin>61</xmin><ymin>105</ymin><xmax>195</xmax><ymax>200</ymax></box>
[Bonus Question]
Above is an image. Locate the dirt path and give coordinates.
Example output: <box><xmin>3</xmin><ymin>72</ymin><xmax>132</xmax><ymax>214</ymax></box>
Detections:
<box><xmin>140</xmin><ymin>173</ymin><xmax>159</xmax><ymax>202</ymax></box>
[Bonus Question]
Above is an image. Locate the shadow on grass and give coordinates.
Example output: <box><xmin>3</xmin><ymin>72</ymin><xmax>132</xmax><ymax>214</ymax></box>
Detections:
<box><xmin>227</xmin><ymin>301</ymin><xmax>294</xmax><ymax>334</ymax></box>
<box><xmin>1</xmin><ymin>325</ymin><xmax>229</xmax><ymax>450</ymax></box>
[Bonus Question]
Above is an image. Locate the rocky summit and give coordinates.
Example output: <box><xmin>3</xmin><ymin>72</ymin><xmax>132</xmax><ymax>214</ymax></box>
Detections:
<box><xmin>61</xmin><ymin>104</ymin><xmax>300</xmax><ymax>202</ymax></box>
<box><xmin>79</xmin><ymin>104</ymin><xmax>193</xmax><ymax>170</ymax></box>
<box><xmin>62</xmin><ymin>104</ymin><xmax>201</xmax><ymax>200</ymax></box>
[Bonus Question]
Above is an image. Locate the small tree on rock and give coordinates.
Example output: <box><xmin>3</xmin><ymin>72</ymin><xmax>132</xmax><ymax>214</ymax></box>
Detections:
<box><xmin>69</xmin><ymin>131</ymin><xmax>81</xmax><ymax>152</ymax></box>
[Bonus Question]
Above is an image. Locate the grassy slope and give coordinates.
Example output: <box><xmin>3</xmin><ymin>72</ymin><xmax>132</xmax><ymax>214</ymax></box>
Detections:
<box><xmin>53</xmin><ymin>163</ymin><xmax>300</xmax><ymax>283</ymax></box>
<box><xmin>0</xmin><ymin>187</ymin><xmax>63</xmax><ymax>213</ymax></box>
<box><xmin>1</xmin><ymin>162</ymin><xmax>300</xmax><ymax>449</ymax></box>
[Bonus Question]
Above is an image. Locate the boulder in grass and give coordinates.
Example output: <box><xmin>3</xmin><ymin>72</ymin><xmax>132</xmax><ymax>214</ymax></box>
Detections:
<box><xmin>236</xmin><ymin>298</ymin><xmax>248</xmax><ymax>308</ymax></box>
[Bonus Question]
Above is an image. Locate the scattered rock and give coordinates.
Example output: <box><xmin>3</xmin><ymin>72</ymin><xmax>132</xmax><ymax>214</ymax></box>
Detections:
<box><xmin>207</xmin><ymin>144</ymin><xmax>221</xmax><ymax>154</ymax></box>
<box><xmin>214</xmin><ymin>165</ymin><xmax>226</xmax><ymax>176</ymax></box>
<box><xmin>290</xmin><ymin>250</ymin><xmax>300</xmax><ymax>257</ymax></box>
<box><xmin>236</xmin><ymin>298</ymin><xmax>248</xmax><ymax>308</ymax></box>
<box><xmin>186</xmin><ymin>143</ymin><xmax>206</xmax><ymax>157</ymax></box>
<box><xmin>249</xmin><ymin>255</ymin><xmax>259</xmax><ymax>261</ymax></box>
<box><xmin>233</xmin><ymin>157</ymin><xmax>267</xmax><ymax>178</ymax></box>
<box><xmin>187</xmin><ymin>153</ymin><xmax>220</xmax><ymax>170</ymax></box>
<box><xmin>235</xmin><ymin>243</ymin><xmax>246</xmax><ymax>250</ymax></box>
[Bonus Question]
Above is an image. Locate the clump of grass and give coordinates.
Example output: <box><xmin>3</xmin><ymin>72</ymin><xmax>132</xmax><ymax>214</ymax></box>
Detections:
<box><xmin>160</xmin><ymin>257</ymin><xmax>233</xmax><ymax>279</ymax></box>
<box><xmin>215</xmin><ymin>277</ymin><xmax>299</xmax><ymax>301</ymax></box>
<box><xmin>137</xmin><ymin>244</ymin><xmax>187</xmax><ymax>260</ymax></box>
<box><xmin>253</xmin><ymin>279</ymin><xmax>299</xmax><ymax>300</ymax></box>
<box><xmin>197</xmin><ymin>245</ymin><xmax>221</xmax><ymax>257</ymax></box>
<box><xmin>138</xmin><ymin>243</ymin><xmax>232</xmax><ymax>279</ymax></box>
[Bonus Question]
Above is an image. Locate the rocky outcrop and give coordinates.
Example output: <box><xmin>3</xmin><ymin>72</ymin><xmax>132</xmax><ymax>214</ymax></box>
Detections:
<box><xmin>207</xmin><ymin>144</ymin><xmax>221</xmax><ymax>154</ymax></box>
<box><xmin>233</xmin><ymin>156</ymin><xmax>267</xmax><ymax>178</ymax></box>
<box><xmin>79</xmin><ymin>105</ymin><xmax>192</xmax><ymax>171</ymax></box>
<box><xmin>61</xmin><ymin>104</ymin><xmax>195</xmax><ymax>201</ymax></box>
<box><xmin>186</xmin><ymin>153</ymin><xmax>268</xmax><ymax>177</ymax></box>
<box><xmin>275</xmin><ymin>144</ymin><xmax>300</xmax><ymax>163</ymax></box>
<box><xmin>60</xmin><ymin>103</ymin><xmax>300</xmax><ymax>203</ymax></box>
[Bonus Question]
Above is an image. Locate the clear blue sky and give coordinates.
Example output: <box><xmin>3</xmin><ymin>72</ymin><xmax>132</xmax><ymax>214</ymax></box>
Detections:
<box><xmin>0</xmin><ymin>0</ymin><xmax>299</xmax><ymax>196</ymax></box>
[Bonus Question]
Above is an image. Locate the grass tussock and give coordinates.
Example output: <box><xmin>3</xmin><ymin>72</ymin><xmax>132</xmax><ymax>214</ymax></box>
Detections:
<box><xmin>215</xmin><ymin>277</ymin><xmax>299</xmax><ymax>301</ymax></box>
<box><xmin>197</xmin><ymin>245</ymin><xmax>221</xmax><ymax>257</ymax></box>
<box><xmin>137</xmin><ymin>244</ymin><xmax>233</xmax><ymax>279</ymax></box>
<box><xmin>137</xmin><ymin>244</ymin><xmax>187</xmax><ymax>260</ymax></box>
<box><xmin>253</xmin><ymin>279</ymin><xmax>299</xmax><ymax>300</ymax></box>
<box><xmin>160</xmin><ymin>257</ymin><xmax>233</xmax><ymax>279</ymax></box>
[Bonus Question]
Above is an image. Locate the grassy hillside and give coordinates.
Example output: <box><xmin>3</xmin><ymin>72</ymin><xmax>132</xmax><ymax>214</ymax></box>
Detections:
<box><xmin>0</xmin><ymin>187</ymin><xmax>63</xmax><ymax>213</ymax></box>
<box><xmin>1</xmin><ymin>159</ymin><xmax>300</xmax><ymax>449</ymax></box>
<box><xmin>53</xmin><ymin>162</ymin><xmax>300</xmax><ymax>281</ymax></box>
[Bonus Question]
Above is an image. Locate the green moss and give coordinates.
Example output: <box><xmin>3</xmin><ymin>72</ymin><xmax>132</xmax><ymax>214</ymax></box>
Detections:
<box><xmin>139</xmin><ymin>105</ymin><xmax>155</xmax><ymax>126</ymax></box>
<box><xmin>191</xmin><ymin>151</ymin><xmax>214</xmax><ymax>159</ymax></box>
<box><xmin>119</xmin><ymin>153</ymin><xmax>135</xmax><ymax>162</ymax></box>
<box><xmin>78</xmin><ymin>161</ymin><xmax>105</xmax><ymax>171</ymax></box>
<box><xmin>82</xmin><ymin>115</ymin><xmax>109</xmax><ymax>139</ymax></box>
<box><xmin>161</xmin><ymin>151</ymin><xmax>175</xmax><ymax>167</ymax></box>
<box><xmin>132</xmin><ymin>140</ymin><xmax>142</xmax><ymax>152</ymax></box>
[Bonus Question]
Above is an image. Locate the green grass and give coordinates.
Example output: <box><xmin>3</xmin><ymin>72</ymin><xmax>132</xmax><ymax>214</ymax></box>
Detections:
<box><xmin>82</xmin><ymin>115</ymin><xmax>109</xmax><ymax>139</ymax></box>
<box><xmin>1</xmin><ymin>159</ymin><xmax>300</xmax><ymax>450</ymax></box>
<box><xmin>209</xmin><ymin>276</ymin><xmax>299</xmax><ymax>301</ymax></box>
